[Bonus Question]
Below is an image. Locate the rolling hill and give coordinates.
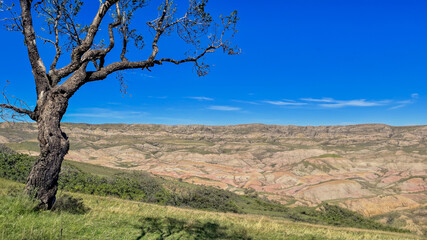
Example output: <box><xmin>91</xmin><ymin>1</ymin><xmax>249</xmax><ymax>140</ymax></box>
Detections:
<box><xmin>0</xmin><ymin>122</ymin><xmax>426</xmax><ymax>235</ymax></box>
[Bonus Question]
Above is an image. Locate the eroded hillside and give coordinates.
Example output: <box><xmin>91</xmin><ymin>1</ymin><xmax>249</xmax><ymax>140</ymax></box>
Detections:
<box><xmin>1</xmin><ymin>122</ymin><xmax>426</xmax><ymax>234</ymax></box>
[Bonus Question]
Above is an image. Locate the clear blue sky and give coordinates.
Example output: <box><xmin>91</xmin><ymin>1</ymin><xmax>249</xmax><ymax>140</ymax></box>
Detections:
<box><xmin>0</xmin><ymin>0</ymin><xmax>426</xmax><ymax>126</ymax></box>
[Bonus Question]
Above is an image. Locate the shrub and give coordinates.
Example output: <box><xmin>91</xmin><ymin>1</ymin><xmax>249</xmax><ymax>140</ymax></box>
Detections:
<box><xmin>139</xmin><ymin>217</ymin><xmax>251</xmax><ymax>239</ymax></box>
<box><xmin>51</xmin><ymin>194</ymin><xmax>90</xmax><ymax>214</ymax></box>
<box><xmin>0</xmin><ymin>152</ymin><xmax>34</xmax><ymax>183</ymax></box>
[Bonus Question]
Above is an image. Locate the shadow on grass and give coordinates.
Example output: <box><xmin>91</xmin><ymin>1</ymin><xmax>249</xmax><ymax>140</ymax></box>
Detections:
<box><xmin>137</xmin><ymin>217</ymin><xmax>251</xmax><ymax>239</ymax></box>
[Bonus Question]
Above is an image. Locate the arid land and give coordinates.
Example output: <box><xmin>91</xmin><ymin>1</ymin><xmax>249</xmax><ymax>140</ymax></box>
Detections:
<box><xmin>1</xmin><ymin>122</ymin><xmax>426</xmax><ymax>234</ymax></box>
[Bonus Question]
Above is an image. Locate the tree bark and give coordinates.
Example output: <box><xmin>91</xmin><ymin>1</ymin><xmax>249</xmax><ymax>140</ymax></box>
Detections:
<box><xmin>25</xmin><ymin>91</ymin><xmax>69</xmax><ymax>209</ymax></box>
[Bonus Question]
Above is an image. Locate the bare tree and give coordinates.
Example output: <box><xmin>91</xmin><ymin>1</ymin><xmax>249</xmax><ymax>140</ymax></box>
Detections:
<box><xmin>0</xmin><ymin>0</ymin><xmax>239</xmax><ymax>209</ymax></box>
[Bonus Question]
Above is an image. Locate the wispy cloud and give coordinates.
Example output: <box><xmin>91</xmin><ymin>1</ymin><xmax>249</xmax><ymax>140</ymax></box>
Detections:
<box><xmin>389</xmin><ymin>93</ymin><xmax>419</xmax><ymax>110</ymax></box>
<box><xmin>389</xmin><ymin>104</ymin><xmax>407</xmax><ymax>110</ymax></box>
<box><xmin>320</xmin><ymin>99</ymin><xmax>388</xmax><ymax>108</ymax></box>
<box><xmin>187</xmin><ymin>96</ymin><xmax>214</xmax><ymax>101</ymax></box>
<box><xmin>67</xmin><ymin>108</ymin><xmax>148</xmax><ymax>119</ymax></box>
<box><xmin>231</xmin><ymin>94</ymin><xmax>419</xmax><ymax>110</ymax></box>
<box><xmin>300</xmin><ymin>98</ymin><xmax>335</xmax><ymax>103</ymax></box>
<box><xmin>207</xmin><ymin>106</ymin><xmax>241</xmax><ymax>111</ymax></box>
<box><xmin>263</xmin><ymin>100</ymin><xmax>307</xmax><ymax>106</ymax></box>
<box><xmin>300</xmin><ymin>94</ymin><xmax>419</xmax><ymax>109</ymax></box>
<box><xmin>232</xmin><ymin>100</ymin><xmax>260</xmax><ymax>105</ymax></box>
<box><xmin>148</xmin><ymin>96</ymin><xmax>167</xmax><ymax>99</ymax></box>
<box><xmin>301</xmin><ymin>98</ymin><xmax>389</xmax><ymax>108</ymax></box>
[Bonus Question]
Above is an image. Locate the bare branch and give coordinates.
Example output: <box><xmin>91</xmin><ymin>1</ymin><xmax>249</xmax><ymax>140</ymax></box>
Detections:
<box><xmin>119</xmin><ymin>11</ymin><xmax>128</xmax><ymax>61</ymax></box>
<box><xmin>84</xmin><ymin>43</ymin><xmax>218</xmax><ymax>83</ymax></box>
<box><xmin>0</xmin><ymin>2</ymin><xmax>23</xmax><ymax>32</ymax></box>
<box><xmin>86</xmin><ymin>60</ymin><xmax>150</xmax><ymax>82</ymax></box>
<box><xmin>19</xmin><ymin>0</ymin><xmax>50</xmax><ymax>96</ymax></box>
<box><xmin>0</xmin><ymin>103</ymin><xmax>35</xmax><ymax>121</ymax></box>
<box><xmin>72</xmin><ymin>0</ymin><xmax>239</xmax><ymax>83</ymax></box>
<box><xmin>116</xmin><ymin>0</ymin><xmax>146</xmax><ymax>60</ymax></box>
<box><xmin>154</xmin><ymin>45</ymin><xmax>218</xmax><ymax>76</ymax></box>
<box><xmin>50</xmin><ymin>3</ymin><xmax>62</xmax><ymax>71</ymax></box>
<box><xmin>147</xmin><ymin>0</ymin><xmax>170</xmax><ymax>62</ymax></box>
<box><xmin>155</xmin><ymin>45</ymin><xmax>217</xmax><ymax>65</ymax></box>
<box><xmin>0</xmin><ymin>80</ymin><xmax>35</xmax><ymax>121</ymax></box>
<box><xmin>51</xmin><ymin>0</ymin><xmax>119</xmax><ymax>83</ymax></box>
<box><xmin>79</xmin><ymin>4</ymin><xmax>122</xmax><ymax>66</ymax></box>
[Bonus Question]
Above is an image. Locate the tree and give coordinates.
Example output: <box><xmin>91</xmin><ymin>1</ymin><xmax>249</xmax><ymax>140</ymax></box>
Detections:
<box><xmin>0</xmin><ymin>0</ymin><xmax>239</xmax><ymax>209</ymax></box>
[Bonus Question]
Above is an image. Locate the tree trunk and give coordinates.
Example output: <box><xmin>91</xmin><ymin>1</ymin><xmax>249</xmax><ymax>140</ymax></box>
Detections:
<box><xmin>25</xmin><ymin>91</ymin><xmax>69</xmax><ymax>209</ymax></box>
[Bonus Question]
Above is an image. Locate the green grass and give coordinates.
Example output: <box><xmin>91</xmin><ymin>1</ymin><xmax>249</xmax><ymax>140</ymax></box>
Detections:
<box><xmin>0</xmin><ymin>148</ymin><xmax>412</xmax><ymax>234</ymax></box>
<box><xmin>5</xmin><ymin>141</ymin><xmax>40</xmax><ymax>152</ymax></box>
<box><xmin>0</xmin><ymin>178</ymin><xmax>422</xmax><ymax>240</ymax></box>
<box><xmin>114</xmin><ymin>161</ymin><xmax>140</xmax><ymax>168</ymax></box>
<box><xmin>372</xmin><ymin>206</ymin><xmax>427</xmax><ymax>236</ymax></box>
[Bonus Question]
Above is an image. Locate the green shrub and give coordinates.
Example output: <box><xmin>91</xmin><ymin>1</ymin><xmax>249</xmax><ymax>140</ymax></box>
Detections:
<box><xmin>0</xmin><ymin>152</ymin><xmax>34</xmax><ymax>183</ymax></box>
<box><xmin>168</xmin><ymin>186</ymin><xmax>240</xmax><ymax>213</ymax></box>
<box><xmin>139</xmin><ymin>217</ymin><xmax>251</xmax><ymax>239</ymax></box>
<box><xmin>52</xmin><ymin>194</ymin><xmax>90</xmax><ymax>214</ymax></box>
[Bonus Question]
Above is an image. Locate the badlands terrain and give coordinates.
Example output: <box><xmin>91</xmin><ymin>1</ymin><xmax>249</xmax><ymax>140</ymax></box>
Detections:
<box><xmin>0</xmin><ymin>122</ymin><xmax>426</xmax><ymax>234</ymax></box>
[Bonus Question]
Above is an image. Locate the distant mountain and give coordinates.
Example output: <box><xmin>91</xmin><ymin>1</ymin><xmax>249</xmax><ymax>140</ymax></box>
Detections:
<box><xmin>1</xmin><ymin>122</ymin><xmax>426</xmax><ymax>234</ymax></box>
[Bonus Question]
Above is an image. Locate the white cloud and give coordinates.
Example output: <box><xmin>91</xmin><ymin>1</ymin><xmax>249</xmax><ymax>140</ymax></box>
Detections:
<box><xmin>300</xmin><ymin>98</ymin><xmax>335</xmax><ymax>103</ymax></box>
<box><xmin>207</xmin><ymin>106</ymin><xmax>241</xmax><ymax>111</ymax></box>
<box><xmin>148</xmin><ymin>96</ymin><xmax>167</xmax><ymax>99</ymax></box>
<box><xmin>319</xmin><ymin>99</ymin><xmax>388</xmax><ymax>108</ymax></box>
<box><xmin>389</xmin><ymin>104</ymin><xmax>407</xmax><ymax>110</ymax></box>
<box><xmin>187</xmin><ymin>96</ymin><xmax>214</xmax><ymax>101</ymax></box>
<box><xmin>232</xmin><ymin>100</ymin><xmax>260</xmax><ymax>105</ymax></box>
<box><xmin>389</xmin><ymin>93</ymin><xmax>419</xmax><ymax>110</ymax></box>
<box><xmin>396</xmin><ymin>100</ymin><xmax>412</xmax><ymax>104</ymax></box>
<box><xmin>263</xmin><ymin>100</ymin><xmax>307</xmax><ymax>106</ymax></box>
<box><xmin>300</xmin><ymin>97</ymin><xmax>389</xmax><ymax>108</ymax></box>
<box><xmin>67</xmin><ymin>108</ymin><xmax>148</xmax><ymax>119</ymax></box>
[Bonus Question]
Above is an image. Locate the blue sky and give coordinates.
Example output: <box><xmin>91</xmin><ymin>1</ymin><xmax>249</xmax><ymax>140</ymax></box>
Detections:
<box><xmin>0</xmin><ymin>0</ymin><xmax>426</xmax><ymax>126</ymax></box>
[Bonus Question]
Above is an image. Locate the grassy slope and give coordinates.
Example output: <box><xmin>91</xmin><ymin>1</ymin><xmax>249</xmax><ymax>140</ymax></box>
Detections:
<box><xmin>0</xmin><ymin>178</ymin><xmax>421</xmax><ymax>240</ymax></box>
<box><xmin>0</xmin><ymin>151</ymin><xmax>411</xmax><ymax>233</ymax></box>
<box><xmin>0</xmin><ymin>150</ymin><xmax>417</xmax><ymax>231</ymax></box>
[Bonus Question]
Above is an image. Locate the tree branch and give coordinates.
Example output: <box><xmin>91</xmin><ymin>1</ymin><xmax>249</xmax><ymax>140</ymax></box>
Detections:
<box><xmin>155</xmin><ymin>45</ymin><xmax>217</xmax><ymax>65</ymax></box>
<box><xmin>50</xmin><ymin>4</ymin><xmax>62</xmax><ymax>72</ymax></box>
<box><xmin>119</xmin><ymin>11</ymin><xmax>128</xmax><ymax>61</ymax></box>
<box><xmin>19</xmin><ymin>0</ymin><xmax>50</xmax><ymax>96</ymax></box>
<box><xmin>0</xmin><ymin>103</ymin><xmax>36</xmax><ymax>121</ymax></box>
<box><xmin>80</xmin><ymin>3</ymin><xmax>122</xmax><ymax>67</ymax></box>
<box><xmin>50</xmin><ymin>0</ymin><xmax>119</xmax><ymax>83</ymax></box>
<box><xmin>148</xmin><ymin>0</ymin><xmax>169</xmax><ymax>62</ymax></box>
<box><xmin>84</xmin><ymin>44</ymin><xmax>218</xmax><ymax>83</ymax></box>
<box><xmin>86</xmin><ymin>60</ymin><xmax>150</xmax><ymax>82</ymax></box>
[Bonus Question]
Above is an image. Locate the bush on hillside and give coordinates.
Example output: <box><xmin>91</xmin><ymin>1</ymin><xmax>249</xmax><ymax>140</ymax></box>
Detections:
<box><xmin>52</xmin><ymin>194</ymin><xmax>89</xmax><ymax>214</ymax></box>
<box><xmin>0</xmin><ymin>152</ymin><xmax>34</xmax><ymax>183</ymax></box>
<box><xmin>139</xmin><ymin>217</ymin><xmax>251</xmax><ymax>239</ymax></box>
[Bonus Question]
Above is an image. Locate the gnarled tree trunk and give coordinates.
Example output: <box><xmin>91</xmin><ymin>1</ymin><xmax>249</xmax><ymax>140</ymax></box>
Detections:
<box><xmin>25</xmin><ymin>91</ymin><xmax>69</xmax><ymax>209</ymax></box>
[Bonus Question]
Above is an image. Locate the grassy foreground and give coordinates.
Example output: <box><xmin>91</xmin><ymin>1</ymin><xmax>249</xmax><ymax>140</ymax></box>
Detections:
<box><xmin>0</xmin><ymin>151</ymin><xmax>409</xmax><ymax>233</ymax></box>
<box><xmin>0</xmin><ymin>178</ymin><xmax>421</xmax><ymax>240</ymax></box>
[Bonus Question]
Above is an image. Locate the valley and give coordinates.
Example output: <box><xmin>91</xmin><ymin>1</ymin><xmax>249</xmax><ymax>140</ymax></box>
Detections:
<box><xmin>1</xmin><ymin>122</ymin><xmax>426</xmax><ymax>235</ymax></box>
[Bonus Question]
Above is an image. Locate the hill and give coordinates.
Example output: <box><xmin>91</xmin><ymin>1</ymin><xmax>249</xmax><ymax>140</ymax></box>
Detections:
<box><xmin>0</xmin><ymin>150</ymin><xmax>406</xmax><ymax>232</ymax></box>
<box><xmin>0</xmin><ymin>178</ymin><xmax>422</xmax><ymax>239</ymax></box>
<box><xmin>0</xmin><ymin>122</ymin><xmax>426</xmax><ymax>235</ymax></box>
